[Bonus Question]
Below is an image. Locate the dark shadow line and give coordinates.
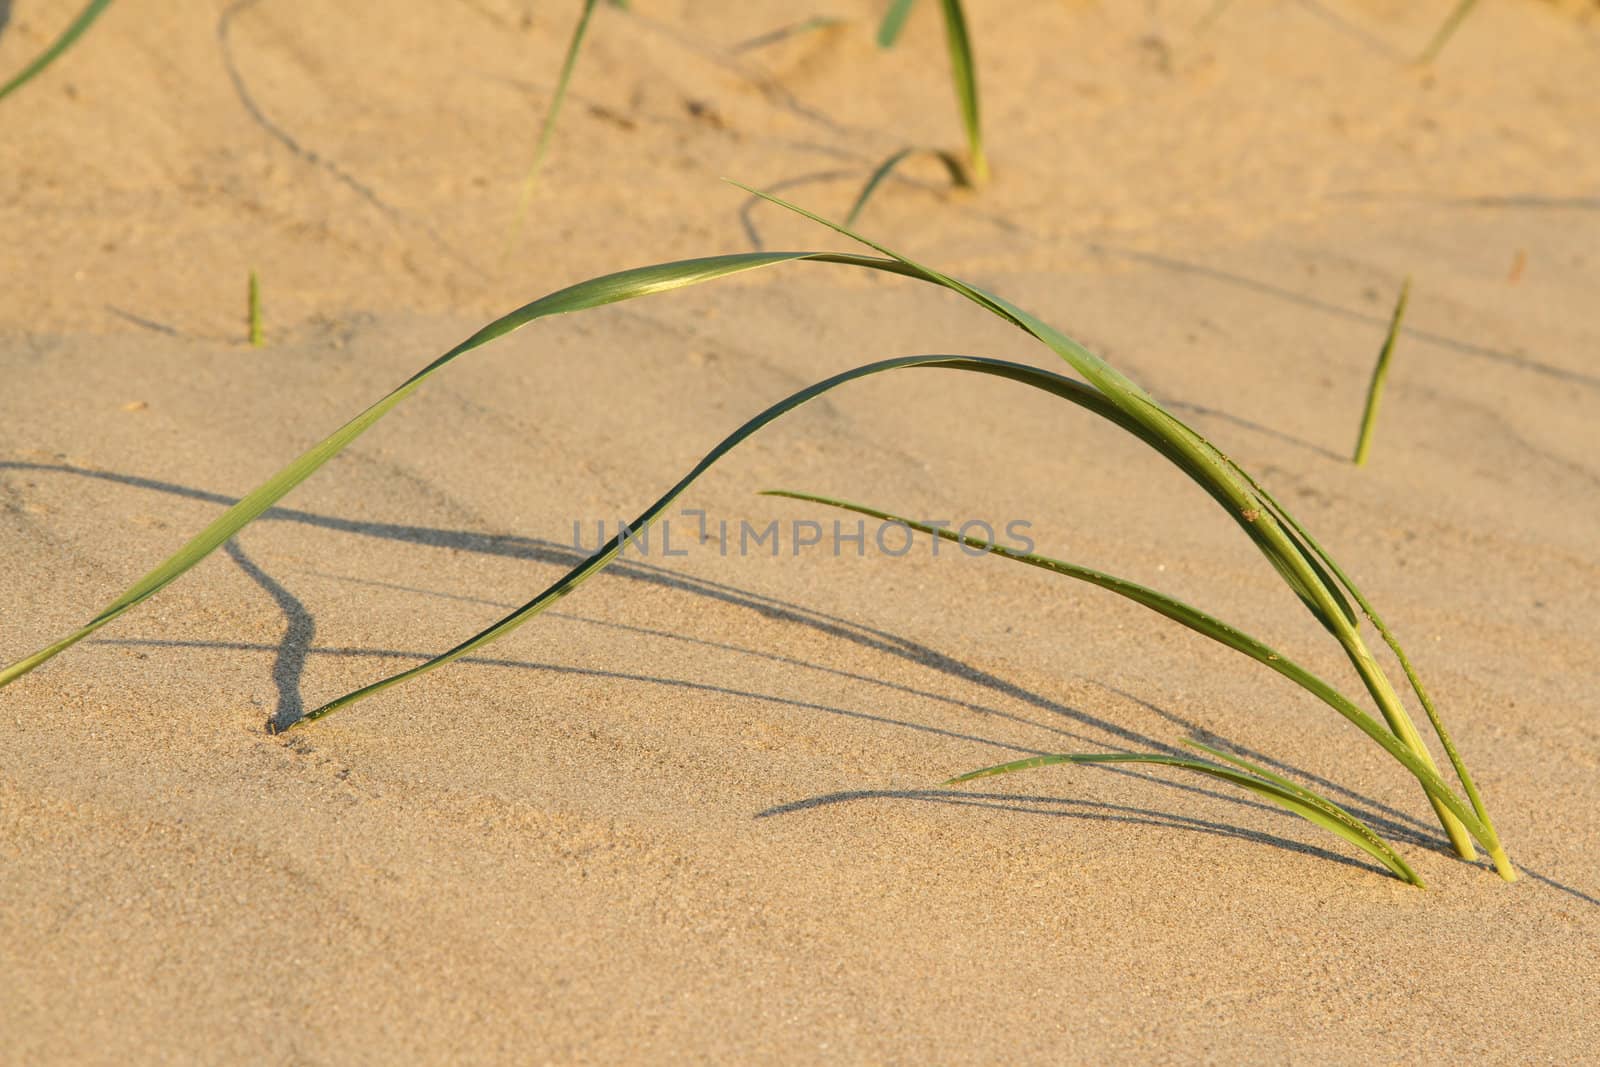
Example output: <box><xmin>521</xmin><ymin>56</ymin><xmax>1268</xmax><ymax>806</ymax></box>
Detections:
<box><xmin>223</xmin><ymin>539</ymin><xmax>313</xmax><ymax>731</ymax></box>
<box><xmin>1164</xmin><ymin>399</ymin><xmax>1345</xmax><ymax>463</ymax></box>
<box><xmin>1329</xmin><ymin>190</ymin><xmax>1600</xmax><ymax>211</ymax></box>
<box><xmin>5</xmin><ymin>461</ymin><xmax>1173</xmax><ymax>758</ymax></box>
<box><xmin>1295</xmin><ymin>0</ymin><xmax>1409</xmax><ymax>62</ymax></box>
<box><xmin>0</xmin><ymin>2</ymin><xmax>14</xmax><ymax>41</ymax></box>
<box><xmin>105</xmin><ymin>306</ymin><xmax>184</xmax><ymax>338</ymax></box>
<box><xmin>1093</xmin><ymin>244</ymin><xmax>1600</xmax><ymax>390</ymax></box>
<box><xmin>758</xmin><ymin>787</ymin><xmax>1393</xmax><ymax>881</ymax></box>
<box><xmin>91</xmin><ymin>636</ymin><xmax>1056</xmax><ymax>757</ymax></box>
<box><xmin>216</xmin><ymin>0</ymin><xmax>480</xmax><ymax>274</ymax></box>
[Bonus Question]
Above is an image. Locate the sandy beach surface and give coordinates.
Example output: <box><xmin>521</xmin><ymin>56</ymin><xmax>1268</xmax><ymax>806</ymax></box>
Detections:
<box><xmin>3</xmin><ymin>1</ymin><xmax>1599</xmax><ymax>1062</ymax></box>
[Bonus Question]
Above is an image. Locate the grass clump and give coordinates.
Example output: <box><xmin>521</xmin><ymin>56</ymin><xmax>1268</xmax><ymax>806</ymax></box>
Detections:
<box><xmin>0</xmin><ymin>186</ymin><xmax>1512</xmax><ymax>886</ymax></box>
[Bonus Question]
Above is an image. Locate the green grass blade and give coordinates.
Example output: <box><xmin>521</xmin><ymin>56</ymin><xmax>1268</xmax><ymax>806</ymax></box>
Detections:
<box><xmin>1418</xmin><ymin>0</ymin><xmax>1479</xmax><ymax>65</ymax></box>
<box><xmin>1353</xmin><ymin>278</ymin><xmax>1410</xmax><ymax>466</ymax></box>
<box><xmin>1235</xmin><ymin>468</ymin><xmax>1511</xmax><ymax>874</ymax></box>
<box><xmin>0</xmin><ymin>0</ymin><xmax>114</xmax><ymax>104</ymax></box>
<box><xmin>513</xmin><ymin>0</ymin><xmax>600</xmax><ymax>226</ymax></box>
<box><xmin>937</xmin><ymin>0</ymin><xmax>987</xmax><ymax>184</ymax></box>
<box><xmin>291</xmin><ymin>355</ymin><xmax>1155</xmax><ymax>726</ymax></box>
<box><xmin>0</xmin><ymin>250</ymin><xmax>870</xmax><ymax>690</ymax></box>
<box><xmin>946</xmin><ymin>751</ymin><xmax>1422</xmax><ymax>886</ymax></box>
<box><xmin>734</xmin><ymin>183</ymin><xmax>1488</xmax><ymax>855</ymax></box>
<box><xmin>845</xmin><ymin>148</ymin><xmax>916</xmax><ymax>227</ymax></box>
<box><xmin>248</xmin><ymin>270</ymin><xmax>264</xmax><ymax>348</ymax></box>
<box><xmin>763</xmin><ymin>490</ymin><xmax>1495</xmax><ymax>853</ymax></box>
<box><xmin>877</xmin><ymin>0</ymin><xmax>918</xmax><ymax>48</ymax></box>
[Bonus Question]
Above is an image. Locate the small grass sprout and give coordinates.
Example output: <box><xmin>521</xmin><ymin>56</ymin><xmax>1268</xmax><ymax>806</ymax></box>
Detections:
<box><xmin>0</xmin><ymin>185</ymin><xmax>1511</xmax><ymax>886</ymax></box>
<box><xmin>1353</xmin><ymin>277</ymin><xmax>1409</xmax><ymax>466</ymax></box>
<box><xmin>0</xmin><ymin>0</ymin><xmax>115</xmax><ymax>104</ymax></box>
<box><xmin>1418</xmin><ymin>0</ymin><xmax>1481</xmax><ymax>65</ymax></box>
<box><xmin>248</xmin><ymin>269</ymin><xmax>264</xmax><ymax>348</ymax></box>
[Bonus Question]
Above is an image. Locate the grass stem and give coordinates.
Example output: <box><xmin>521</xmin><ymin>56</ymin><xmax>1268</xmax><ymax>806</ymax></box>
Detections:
<box><xmin>1353</xmin><ymin>278</ymin><xmax>1409</xmax><ymax>467</ymax></box>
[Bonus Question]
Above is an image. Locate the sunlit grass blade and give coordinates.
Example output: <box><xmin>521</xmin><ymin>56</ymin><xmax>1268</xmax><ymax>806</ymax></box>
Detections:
<box><xmin>512</xmin><ymin>0</ymin><xmax>600</xmax><ymax>230</ymax></box>
<box><xmin>759</xmin><ymin>489</ymin><xmax>1496</xmax><ymax>854</ymax></box>
<box><xmin>0</xmin><ymin>0</ymin><xmax>114</xmax><ymax>104</ymax></box>
<box><xmin>0</xmin><ymin>250</ymin><xmax>886</xmax><ymax>690</ymax></box>
<box><xmin>877</xmin><ymin>0</ymin><xmax>918</xmax><ymax>48</ymax></box>
<box><xmin>1418</xmin><ymin>0</ymin><xmax>1479</xmax><ymax>65</ymax></box>
<box><xmin>4</xmin><ymin>184</ymin><xmax>1502</xmax><ymax>877</ymax></box>
<box><xmin>1232</xmin><ymin>468</ymin><xmax>1509</xmax><ymax>871</ymax></box>
<box><xmin>1353</xmin><ymin>277</ymin><xmax>1409</xmax><ymax>466</ymax></box>
<box><xmin>937</xmin><ymin>0</ymin><xmax>987</xmax><ymax>184</ymax></box>
<box><xmin>945</xmin><ymin>751</ymin><xmax>1422</xmax><ymax>886</ymax></box>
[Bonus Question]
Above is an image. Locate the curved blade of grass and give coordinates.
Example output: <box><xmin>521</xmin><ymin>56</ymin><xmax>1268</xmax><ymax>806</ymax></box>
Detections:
<box><xmin>0</xmin><ymin>0</ymin><xmax>114</xmax><ymax>104</ymax></box>
<box><xmin>513</xmin><ymin>0</ymin><xmax>600</xmax><ymax>228</ymax></box>
<box><xmin>877</xmin><ymin>0</ymin><xmax>918</xmax><ymax>47</ymax></box>
<box><xmin>0</xmin><ymin>250</ymin><xmax>897</xmax><ymax>689</ymax></box>
<box><xmin>759</xmin><ymin>489</ymin><xmax>1494</xmax><ymax>852</ymax></box>
<box><xmin>291</xmin><ymin>355</ymin><xmax>1154</xmax><ymax>726</ymax></box>
<box><xmin>1353</xmin><ymin>277</ymin><xmax>1409</xmax><ymax>466</ymax></box>
<box><xmin>845</xmin><ymin>148</ymin><xmax>916</xmax><ymax>226</ymax></box>
<box><xmin>937</xmin><ymin>0</ymin><xmax>987</xmax><ymax>184</ymax></box>
<box><xmin>734</xmin><ymin>182</ymin><xmax>1484</xmax><ymax>857</ymax></box>
<box><xmin>944</xmin><ymin>751</ymin><xmax>1422</xmax><ymax>886</ymax></box>
<box><xmin>846</xmin><ymin>148</ymin><xmax>971</xmax><ymax>225</ymax></box>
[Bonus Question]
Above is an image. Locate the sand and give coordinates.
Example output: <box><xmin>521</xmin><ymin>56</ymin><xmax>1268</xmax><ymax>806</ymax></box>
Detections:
<box><xmin>3</xmin><ymin>1</ymin><xmax>1598</xmax><ymax>1061</ymax></box>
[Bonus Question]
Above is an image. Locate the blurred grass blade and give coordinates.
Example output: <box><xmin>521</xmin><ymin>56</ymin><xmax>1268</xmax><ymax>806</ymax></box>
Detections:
<box><xmin>761</xmin><ymin>489</ymin><xmax>1494</xmax><ymax>853</ymax></box>
<box><xmin>1352</xmin><ymin>277</ymin><xmax>1409</xmax><ymax>466</ymax></box>
<box><xmin>1418</xmin><ymin>0</ymin><xmax>1479</xmax><ymax>65</ymax></box>
<box><xmin>514</xmin><ymin>0</ymin><xmax>600</xmax><ymax>226</ymax></box>
<box><xmin>938</xmin><ymin>0</ymin><xmax>986</xmax><ymax>184</ymax></box>
<box><xmin>877</xmin><ymin>0</ymin><xmax>917</xmax><ymax>47</ymax></box>
<box><xmin>846</xmin><ymin>148</ymin><xmax>916</xmax><ymax>226</ymax></box>
<box><xmin>0</xmin><ymin>0</ymin><xmax>114</xmax><ymax>104</ymax></box>
<box><xmin>248</xmin><ymin>270</ymin><xmax>264</xmax><ymax>348</ymax></box>
<box><xmin>945</xmin><ymin>751</ymin><xmax>1422</xmax><ymax>886</ymax></box>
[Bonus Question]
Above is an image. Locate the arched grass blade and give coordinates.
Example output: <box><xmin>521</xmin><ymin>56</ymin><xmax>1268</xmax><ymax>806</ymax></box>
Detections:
<box><xmin>0</xmin><ymin>0</ymin><xmax>114</xmax><ymax>104</ymax></box>
<box><xmin>0</xmin><ymin>250</ymin><xmax>889</xmax><ymax>690</ymax></box>
<box><xmin>1353</xmin><ymin>278</ymin><xmax>1410</xmax><ymax>466</ymax></box>
<box><xmin>877</xmin><ymin>0</ymin><xmax>918</xmax><ymax>48</ymax></box>
<box><xmin>760</xmin><ymin>490</ymin><xmax>1496</xmax><ymax>855</ymax></box>
<box><xmin>291</xmin><ymin>355</ymin><xmax>1152</xmax><ymax>726</ymax></box>
<box><xmin>734</xmin><ymin>181</ymin><xmax>1476</xmax><ymax>860</ymax></box>
<box><xmin>846</xmin><ymin>148</ymin><xmax>915</xmax><ymax>226</ymax></box>
<box><xmin>945</xmin><ymin>750</ymin><xmax>1423</xmax><ymax>886</ymax></box>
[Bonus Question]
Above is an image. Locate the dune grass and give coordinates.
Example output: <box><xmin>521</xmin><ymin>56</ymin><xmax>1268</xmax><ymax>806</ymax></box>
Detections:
<box><xmin>1353</xmin><ymin>278</ymin><xmax>1410</xmax><ymax>466</ymax></box>
<box><xmin>0</xmin><ymin>186</ymin><xmax>1511</xmax><ymax>885</ymax></box>
<box><xmin>0</xmin><ymin>0</ymin><xmax>115</xmax><ymax>104</ymax></box>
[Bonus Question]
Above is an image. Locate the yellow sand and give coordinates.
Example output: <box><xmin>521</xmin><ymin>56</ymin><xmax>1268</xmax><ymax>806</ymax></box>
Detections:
<box><xmin>3</xmin><ymin>1</ymin><xmax>1598</xmax><ymax>1061</ymax></box>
